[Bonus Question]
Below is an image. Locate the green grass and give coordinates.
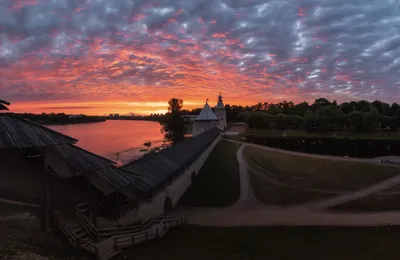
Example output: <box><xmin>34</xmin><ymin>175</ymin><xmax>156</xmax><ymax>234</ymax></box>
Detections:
<box><xmin>328</xmin><ymin>192</ymin><xmax>400</xmax><ymax>212</ymax></box>
<box><xmin>243</xmin><ymin>128</ymin><xmax>400</xmax><ymax>140</ymax></box>
<box><xmin>243</xmin><ymin>146</ymin><xmax>400</xmax><ymax>191</ymax></box>
<box><xmin>179</xmin><ymin>140</ymin><xmax>241</xmax><ymax>207</ymax></box>
<box><xmin>116</xmin><ymin>226</ymin><xmax>400</xmax><ymax>260</ymax></box>
<box><xmin>249</xmin><ymin>172</ymin><xmax>333</xmax><ymax>205</ymax></box>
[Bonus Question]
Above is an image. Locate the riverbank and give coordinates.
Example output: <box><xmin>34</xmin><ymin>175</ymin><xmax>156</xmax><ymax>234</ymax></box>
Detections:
<box><xmin>47</xmin><ymin>120</ymin><xmax>165</xmax><ymax>164</ymax></box>
<box><xmin>9</xmin><ymin>113</ymin><xmax>106</xmax><ymax>125</ymax></box>
<box><xmin>6</xmin><ymin>113</ymin><xmax>164</xmax><ymax>126</ymax></box>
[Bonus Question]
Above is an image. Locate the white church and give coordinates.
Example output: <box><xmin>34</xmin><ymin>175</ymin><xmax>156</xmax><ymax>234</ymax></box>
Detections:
<box><xmin>192</xmin><ymin>93</ymin><xmax>227</xmax><ymax>136</ymax></box>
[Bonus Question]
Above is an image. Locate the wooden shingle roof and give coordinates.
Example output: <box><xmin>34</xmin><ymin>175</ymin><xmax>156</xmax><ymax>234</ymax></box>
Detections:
<box><xmin>47</xmin><ymin>144</ymin><xmax>116</xmax><ymax>179</ymax></box>
<box><xmin>120</xmin><ymin>126</ymin><xmax>222</xmax><ymax>195</ymax></box>
<box><xmin>0</xmin><ymin>114</ymin><xmax>77</xmax><ymax>149</ymax></box>
<box><xmin>0</xmin><ymin>104</ymin><xmax>8</xmax><ymax>111</ymax></box>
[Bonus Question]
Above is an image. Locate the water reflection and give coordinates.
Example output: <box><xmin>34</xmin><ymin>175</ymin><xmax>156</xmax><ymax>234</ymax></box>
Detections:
<box><xmin>48</xmin><ymin>120</ymin><xmax>164</xmax><ymax>164</ymax></box>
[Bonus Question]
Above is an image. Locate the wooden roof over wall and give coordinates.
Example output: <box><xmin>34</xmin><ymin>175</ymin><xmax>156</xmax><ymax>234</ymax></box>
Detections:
<box><xmin>0</xmin><ymin>104</ymin><xmax>8</xmax><ymax>111</ymax></box>
<box><xmin>0</xmin><ymin>114</ymin><xmax>221</xmax><ymax>202</ymax></box>
<box><xmin>0</xmin><ymin>100</ymin><xmax>10</xmax><ymax>111</ymax></box>
<box><xmin>48</xmin><ymin>144</ymin><xmax>115</xmax><ymax>179</ymax></box>
<box><xmin>120</xmin><ymin>126</ymin><xmax>222</xmax><ymax>195</ymax></box>
<box><xmin>0</xmin><ymin>114</ymin><xmax>77</xmax><ymax>149</ymax></box>
<box><xmin>46</xmin><ymin>144</ymin><xmax>146</xmax><ymax>200</ymax></box>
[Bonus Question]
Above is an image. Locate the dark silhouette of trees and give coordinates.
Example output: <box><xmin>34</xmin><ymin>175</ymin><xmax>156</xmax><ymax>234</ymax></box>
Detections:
<box><xmin>161</xmin><ymin>98</ymin><xmax>187</xmax><ymax>144</ymax></box>
<box><xmin>303</xmin><ymin>110</ymin><xmax>315</xmax><ymax>131</ymax></box>
<box><xmin>315</xmin><ymin>105</ymin><xmax>346</xmax><ymax>131</ymax></box>
<box><xmin>229</xmin><ymin>98</ymin><xmax>400</xmax><ymax>133</ymax></box>
<box><xmin>289</xmin><ymin>102</ymin><xmax>309</xmax><ymax>117</ymax></box>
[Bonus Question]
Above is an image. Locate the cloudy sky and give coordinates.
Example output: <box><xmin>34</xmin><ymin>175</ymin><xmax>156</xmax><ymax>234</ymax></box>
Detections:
<box><xmin>1</xmin><ymin>0</ymin><xmax>400</xmax><ymax>115</ymax></box>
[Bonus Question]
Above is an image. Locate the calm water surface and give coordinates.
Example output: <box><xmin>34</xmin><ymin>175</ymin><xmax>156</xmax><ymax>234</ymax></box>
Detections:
<box><xmin>48</xmin><ymin>120</ymin><xmax>164</xmax><ymax>164</ymax></box>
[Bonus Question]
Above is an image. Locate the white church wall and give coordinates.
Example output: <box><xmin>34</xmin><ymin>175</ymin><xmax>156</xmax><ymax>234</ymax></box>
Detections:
<box><xmin>214</xmin><ymin>109</ymin><xmax>227</xmax><ymax>129</ymax></box>
<box><xmin>117</xmin><ymin>135</ymin><xmax>221</xmax><ymax>225</ymax></box>
<box><xmin>193</xmin><ymin>120</ymin><xmax>220</xmax><ymax>136</ymax></box>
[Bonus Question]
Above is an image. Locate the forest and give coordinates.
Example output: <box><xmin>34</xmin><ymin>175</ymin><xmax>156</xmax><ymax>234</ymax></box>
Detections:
<box><xmin>203</xmin><ymin>98</ymin><xmax>400</xmax><ymax>132</ymax></box>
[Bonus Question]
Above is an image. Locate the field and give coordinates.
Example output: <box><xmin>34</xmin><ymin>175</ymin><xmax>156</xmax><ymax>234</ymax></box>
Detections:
<box><xmin>179</xmin><ymin>140</ymin><xmax>241</xmax><ymax>207</ymax></box>
<box><xmin>328</xmin><ymin>192</ymin><xmax>400</xmax><ymax>212</ymax></box>
<box><xmin>243</xmin><ymin>128</ymin><xmax>400</xmax><ymax>140</ymax></box>
<box><xmin>243</xmin><ymin>146</ymin><xmax>400</xmax><ymax>192</ymax></box>
<box><xmin>248</xmin><ymin>171</ymin><xmax>334</xmax><ymax>205</ymax></box>
<box><xmin>116</xmin><ymin>225</ymin><xmax>400</xmax><ymax>260</ymax></box>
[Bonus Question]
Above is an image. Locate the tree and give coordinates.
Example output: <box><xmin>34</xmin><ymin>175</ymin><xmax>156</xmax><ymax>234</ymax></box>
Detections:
<box><xmin>266</xmin><ymin>105</ymin><xmax>283</xmax><ymax>115</ymax></box>
<box><xmin>391</xmin><ymin>103</ymin><xmax>400</xmax><ymax>116</ymax></box>
<box><xmin>246</xmin><ymin>112</ymin><xmax>265</xmax><ymax>128</ymax></box>
<box><xmin>254</xmin><ymin>102</ymin><xmax>263</xmax><ymax>111</ymax></box>
<box><xmin>286</xmin><ymin>115</ymin><xmax>303</xmax><ymax>129</ymax></box>
<box><xmin>289</xmin><ymin>102</ymin><xmax>309</xmax><ymax>117</ymax></box>
<box><xmin>303</xmin><ymin>109</ymin><xmax>316</xmax><ymax>131</ymax></box>
<box><xmin>161</xmin><ymin>98</ymin><xmax>187</xmax><ymax>144</ymax></box>
<box><xmin>381</xmin><ymin>115</ymin><xmax>399</xmax><ymax>131</ymax></box>
<box><xmin>348</xmin><ymin>108</ymin><xmax>380</xmax><ymax>132</ymax></box>
<box><xmin>315</xmin><ymin>105</ymin><xmax>346</xmax><ymax>131</ymax></box>
<box><xmin>226</xmin><ymin>104</ymin><xmax>246</xmax><ymax>121</ymax></box>
<box><xmin>275</xmin><ymin>114</ymin><xmax>287</xmax><ymax>129</ymax></box>
<box><xmin>355</xmin><ymin>100</ymin><xmax>371</xmax><ymax>112</ymax></box>
<box><xmin>361</xmin><ymin>108</ymin><xmax>380</xmax><ymax>130</ymax></box>
<box><xmin>340</xmin><ymin>102</ymin><xmax>354</xmax><ymax>114</ymax></box>
<box><xmin>371</xmin><ymin>100</ymin><xmax>391</xmax><ymax>116</ymax></box>
<box><xmin>237</xmin><ymin>111</ymin><xmax>251</xmax><ymax>122</ymax></box>
<box><xmin>311</xmin><ymin>98</ymin><xmax>331</xmax><ymax>112</ymax></box>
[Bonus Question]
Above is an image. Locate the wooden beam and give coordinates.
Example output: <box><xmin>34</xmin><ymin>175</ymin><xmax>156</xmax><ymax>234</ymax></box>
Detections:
<box><xmin>49</xmin><ymin>172</ymin><xmax>56</xmax><ymax>230</ymax></box>
<box><xmin>116</xmin><ymin>191</ymin><xmax>120</xmax><ymax>220</ymax></box>
<box><xmin>89</xmin><ymin>183</ymin><xmax>98</xmax><ymax>227</ymax></box>
<box><xmin>41</xmin><ymin>147</ymin><xmax>51</xmax><ymax>232</ymax></box>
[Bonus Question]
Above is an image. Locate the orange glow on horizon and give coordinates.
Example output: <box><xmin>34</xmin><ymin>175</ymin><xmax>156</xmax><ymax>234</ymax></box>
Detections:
<box><xmin>8</xmin><ymin>97</ymin><xmax>263</xmax><ymax>116</ymax></box>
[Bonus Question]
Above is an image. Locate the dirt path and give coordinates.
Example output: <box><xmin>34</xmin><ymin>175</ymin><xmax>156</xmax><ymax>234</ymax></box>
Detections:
<box><xmin>175</xmin><ymin>140</ymin><xmax>400</xmax><ymax>227</ymax></box>
<box><xmin>298</xmin><ymin>173</ymin><xmax>400</xmax><ymax>211</ymax></box>
<box><xmin>233</xmin><ymin>145</ymin><xmax>262</xmax><ymax>209</ymax></box>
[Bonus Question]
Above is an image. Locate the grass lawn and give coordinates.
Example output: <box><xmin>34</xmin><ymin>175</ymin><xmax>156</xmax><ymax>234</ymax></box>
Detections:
<box><xmin>328</xmin><ymin>192</ymin><xmax>400</xmax><ymax>212</ymax></box>
<box><xmin>116</xmin><ymin>225</ymin><xmax>400</xmax><ymax>260</ymax></box>
<box><xmin>179</xmin><ymin>140</ymin><xmax>241</xmax><ymax>207</ymax></box>
<box><xmin>249</xmin><ymin>171</ymin><xmax>333</xmax><ymax>205</ymax></box>
<box><xmin>243</xmin><ymin>146</ymin><xmax>400</xmax><ymax>191</ymax></box>
<box><xmin>243</xmin><ymin>128</ymin><xmax>400</xmax><ymax>140</ymax></box>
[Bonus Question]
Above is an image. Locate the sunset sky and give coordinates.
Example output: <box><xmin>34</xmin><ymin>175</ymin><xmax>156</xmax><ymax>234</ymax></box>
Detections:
<box><xmin>1</xmin><ymin>0</ymin><xmax>400</xmax><ymax>115</ymax></box>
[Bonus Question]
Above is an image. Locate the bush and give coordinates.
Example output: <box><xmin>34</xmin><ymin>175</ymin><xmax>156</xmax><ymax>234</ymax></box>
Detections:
<box><xmin>303</xmin><ymin>110</ymin><xmax>315</xmax><ymax>131</ymax></box>
<box><xmin>286</xmin><ymin>115</ymin><xmax>303</xmax><ymax>129</ymax></box>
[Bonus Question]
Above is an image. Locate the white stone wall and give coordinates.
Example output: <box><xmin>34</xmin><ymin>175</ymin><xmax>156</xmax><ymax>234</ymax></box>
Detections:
<box><xmin>192</xmin><ymin>120</ymin><xmax>220</xmax><ymax>136</ymax></box>
<box><xmin>118</xmin><ymin>135</ymin><xmax>221</xmax><ymax>225</ymax></box>
<box><xmin>214</xmin><ymin>108</ymin><xmax>227</xmax><ymax>129</ymax></box>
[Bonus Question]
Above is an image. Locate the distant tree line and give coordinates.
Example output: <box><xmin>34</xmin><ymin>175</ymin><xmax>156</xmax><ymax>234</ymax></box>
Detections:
<box><xmin>107</xmin><ymin>114</ymin><xmax>165</xmax><ymax>122</ymax></box>
<box><xmin>14</xmin><ymin>113</ymin><xmax>106</xmax><ymax>125</ymax></box>
<box><xmin>232</xmin><ymin>98</ymin><xmax>400</xmax><ymax>132</ymax></box>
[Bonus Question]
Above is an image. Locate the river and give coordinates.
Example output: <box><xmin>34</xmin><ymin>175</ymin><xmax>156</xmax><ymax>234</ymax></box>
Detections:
<box><xmin>48</xmin><ymin>120</ymin><xmax>164</xmax><ymax>165</ymax></box>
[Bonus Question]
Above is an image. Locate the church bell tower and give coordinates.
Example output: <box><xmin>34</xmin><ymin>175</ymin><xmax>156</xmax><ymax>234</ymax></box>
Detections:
<box><xmin>214</xmin><ymin>93</ymin><xmax>227</xmax><ymax>129</ymax></box>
